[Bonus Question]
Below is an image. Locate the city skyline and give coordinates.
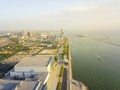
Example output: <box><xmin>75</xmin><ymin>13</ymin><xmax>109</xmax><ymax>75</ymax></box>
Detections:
<box><xmin>0</xmin><ymin>0</ymin><xmax>120</xmax><ymax>31</ymax></box>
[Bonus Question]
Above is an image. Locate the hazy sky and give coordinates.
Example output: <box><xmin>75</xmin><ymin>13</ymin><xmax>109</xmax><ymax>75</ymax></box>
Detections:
<box><xmin>0</xmin><ymin>0</ymin><xmax>120</xmax><ymax>31</ymax></box>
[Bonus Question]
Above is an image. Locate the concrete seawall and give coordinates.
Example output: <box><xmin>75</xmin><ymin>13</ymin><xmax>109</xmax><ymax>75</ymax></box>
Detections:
<box><xmin>68</xmin><ymin>40</ymin><xmax>88</xmax><ymax>90</ymax></box>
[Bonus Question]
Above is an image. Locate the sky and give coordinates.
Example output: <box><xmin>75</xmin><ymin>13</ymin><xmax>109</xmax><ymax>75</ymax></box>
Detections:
<box><xmin>0</xmin><ymin>0</ymin><xmax>120</xmax><ymax>31</ymax></box>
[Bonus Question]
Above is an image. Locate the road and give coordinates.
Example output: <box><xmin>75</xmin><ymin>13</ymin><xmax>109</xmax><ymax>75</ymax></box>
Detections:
<box><xmin>62</xmin><ymin>68</ymin><xmax>67</xmax><ymax>90</ymax></box>
<box><xmin>57</xmin><ymin>45</ymin><xmax>64</xmax><ymax>65</ymax></box>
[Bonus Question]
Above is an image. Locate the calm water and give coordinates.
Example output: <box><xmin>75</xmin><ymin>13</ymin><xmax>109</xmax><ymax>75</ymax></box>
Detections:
<box><xmin>68</xmin><ymin>31</ymin><xmax>120</xmax><ymax>90</ymax></box>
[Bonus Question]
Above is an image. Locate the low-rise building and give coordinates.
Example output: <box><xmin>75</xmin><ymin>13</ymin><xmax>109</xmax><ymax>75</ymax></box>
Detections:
<box><xmin>0</xmin><ymin>80</ymin><xmax>19</xmax><ymax>90</ymax></box>
<box><xmin>10</xmin><ymin>55</ymin><xmax>54</xmax><ymax>79</ymax></box>
<box><xmin>14</xmin><ymin>81</ymin><xmax>38</xmax><ymax>90</ymax></box>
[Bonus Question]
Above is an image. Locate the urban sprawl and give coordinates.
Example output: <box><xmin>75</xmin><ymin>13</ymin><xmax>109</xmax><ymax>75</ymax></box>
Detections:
<box><xmin>0</xmin><ymin>30</ymin><xmax>71</xmax><ymax>90</ymax></box>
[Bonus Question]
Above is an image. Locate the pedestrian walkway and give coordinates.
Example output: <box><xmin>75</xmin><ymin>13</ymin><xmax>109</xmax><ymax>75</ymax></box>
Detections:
<box><xmin>47</xmin><ymin>64</ymin><xmax>61</xmax><ymax>90</ymax></box>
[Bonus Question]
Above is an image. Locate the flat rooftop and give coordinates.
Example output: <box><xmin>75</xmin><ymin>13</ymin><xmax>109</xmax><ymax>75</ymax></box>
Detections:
<box><xmin>0</xmin><ymin>79</ymin><xmax>20</xmax><ymax>90</ymax></box>
<box><xmin>15</xmin><ymin>81</ymin><xmax>39</xmax><ymax>90</ymax></box>
<box><xmin>15</xmin><ymin>55</ymin><xmax>53</xmax><ymax>67</ymax></box>
<box><xmin>37</xmin><ymin>72</ymin><xmax>48</xmax><ymax>81</ymax></box>
<box><xmin>15</xmin><ymin>72</ymin><xmax>48</xmax><ymax>90</ymax></box>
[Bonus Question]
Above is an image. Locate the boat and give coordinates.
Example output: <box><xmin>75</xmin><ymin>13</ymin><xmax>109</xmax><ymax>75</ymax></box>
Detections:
<box><xmin>96</xmin><ymin>55</ymin><xmax>102</xmax><ymax>60</ymax></box>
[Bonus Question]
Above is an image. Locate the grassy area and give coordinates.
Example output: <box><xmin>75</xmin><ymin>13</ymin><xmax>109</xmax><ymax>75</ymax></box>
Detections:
<box><xmin>61</xmin><ymin>37</ymin><xmax>69</xmax><ymax>59</ymax></box>
<box><xmin>54</xmin><ymin>55</ymin><xmax>58</xmax><ymax>62</ymax></box>
<box><xmin>57</xmin><ymin>65</ymin><xmax>64</xmax><ymax>90</ymax></box>
<box><xmin>57</xmin><ymin>82</ymin><xmax>62</xmax><ymax>90</ymax></box>
<box><xmin>32</xmin><ymin>48</ymin><xmax>44</xmax><ymax>56</ymax></box>
<box><xmin>0</xmin><ymin>44</ymin><xmax>30</xmax><ymax>61</ymax></box>
<box><xmin>59</xmin><ymin>65</ymin><xmax>64</xmax><ymax>77</ymax></box>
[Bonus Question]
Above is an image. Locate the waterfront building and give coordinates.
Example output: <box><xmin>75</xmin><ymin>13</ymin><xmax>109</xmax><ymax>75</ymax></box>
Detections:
<box><xmin>0</xmin><ymin>80</ymin><xmax>19</xmax><ymax>90</ymax></box>
<box><xmin>14</xmin><ymin>72</ymin><xmax>48</xmax><ymax>90</ymax></box>
<box><xmin>10</xmin><ymin>55</ymin><xmax>54</xmax><ymax>79</ymax></box>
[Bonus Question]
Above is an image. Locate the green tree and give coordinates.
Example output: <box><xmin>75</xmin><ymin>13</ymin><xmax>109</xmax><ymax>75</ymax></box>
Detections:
<box><xmin>54</xmin><ymin>55</ymin><xmax>58</xmax><ymax>62</ymax></box>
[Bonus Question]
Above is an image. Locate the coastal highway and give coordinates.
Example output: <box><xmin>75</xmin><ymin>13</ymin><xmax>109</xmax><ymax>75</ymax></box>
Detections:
<box><xmin>57</xmin><ymin>42</ymin><xmax>88</xmax><ymax>90</ymax></box>
<box><xmin>62</xmin><ymin>68</ymin><xmax>67</xmax><ymax>90</ymax></box>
